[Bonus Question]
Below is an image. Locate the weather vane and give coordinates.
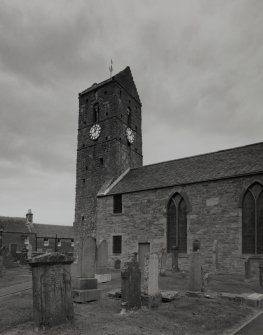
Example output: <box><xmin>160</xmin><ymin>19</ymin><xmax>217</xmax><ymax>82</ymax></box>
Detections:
<box><xmin>109</xmin><ymin>59</ymin><xmax>113</xmax><ymax>78</ymax></box>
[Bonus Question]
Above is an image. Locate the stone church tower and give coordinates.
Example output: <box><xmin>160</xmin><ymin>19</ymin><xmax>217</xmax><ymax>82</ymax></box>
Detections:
<box><xmin>74</xmin><ymin>66</ymin><xmax>143</xmax><ymax>242</ymax></box>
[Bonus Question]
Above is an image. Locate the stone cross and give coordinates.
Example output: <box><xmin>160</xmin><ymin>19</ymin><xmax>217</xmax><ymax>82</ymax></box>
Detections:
<box><xmin>29</xmin><ymin>252</ymin><xmax>74</xmax><ymax>329</ymax></box>
<box><xmin>143</xmin><ymin>253</ymin><xmax>162</xmax><ymax>307</ymax></box>
<box><xmin>121</xmin><ymin>253</ymin><xmax>141</xmax><ymax>310</ymax></box>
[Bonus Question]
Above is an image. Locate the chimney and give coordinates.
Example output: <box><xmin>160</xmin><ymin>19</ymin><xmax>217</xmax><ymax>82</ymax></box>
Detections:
<box><xmin>26</xmin><ymin>209</ymin><xmax>33</xmax><ymax>223</ymax></box>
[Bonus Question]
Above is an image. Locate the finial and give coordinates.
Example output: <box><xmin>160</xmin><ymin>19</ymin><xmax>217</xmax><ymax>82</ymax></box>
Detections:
<box><xmin>109</xmin><ymin>59</ymin><xmax>113</xmax><ymax>78</ymax></box>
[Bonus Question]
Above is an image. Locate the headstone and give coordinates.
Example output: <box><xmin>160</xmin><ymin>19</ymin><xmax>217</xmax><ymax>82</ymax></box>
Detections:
<box><xmin>159</xmin><ymin>248</ymin><xmax>167</xmax><ymax>276</ymax></box>
<box><xmin>121</xmin><ymin>253</ymin><xmax>141</xmax><ymax>310</ymax></box>
<box><xmin>171</xmin><ymin>246</ymin><xmax>179</xmax><ymax>272</ymax></box>
<box><xmin>143</xmin><ymin>253</ymin><xmax>162</xmax><ymax>307</ymax></box>
<box><xmin>115</xmin><ymin>259</ymin><xmax>121</xmax><ymax>269</ymax></box>
<box><xmin>29</xmin><ymin>253</ymin><xmax>74</xmax><ymax>329</ymax></box>
<box><xmin>189</xmin><ymin>251</ymin><xmax>202</xmax><ymax>292</ymax></box>
<box><xmin>72</xmin><ymin>236</ymin><xmax>101</xmax><ymax>303</ymax></box>
<box><xmin>212</xmin><ymin>240</ymin><xmax>218</xmax><ymax>271</ymax></box>
<box><xmin>95</xmin><ymin>240</ymin><xmax>111</xmax><ymax>283</ymax></box>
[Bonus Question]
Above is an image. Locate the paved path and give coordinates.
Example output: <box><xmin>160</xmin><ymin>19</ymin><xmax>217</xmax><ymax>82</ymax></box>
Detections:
<box><xmin>235</xmin><ymin>312</ymin><xmax>263</xmax><ymax>335</ymax></box>
<box><xmin>0</xmin><ymin>281</ymin><xmax>32</xmax><ymax>300</ymax></box>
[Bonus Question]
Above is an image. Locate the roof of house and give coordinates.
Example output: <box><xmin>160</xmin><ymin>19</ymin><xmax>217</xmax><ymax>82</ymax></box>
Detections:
<box><xmin>0</xmin><ymin>217</ymin><xmax>28</xmax><ymax>233</ymax></box>
<box><xmin>79</xmin><ymin>66</ymin><xmax>141</xmax><ymax>104</ymax></box>
<box><xmin>34</xmin><ymin>224</ymin><xmax>73</xmax><ymax>239</ymax></box>
<box><xmin>105</xmin><ymin>141</ymin><xmax>263</xmax><ymax>195</ymax></box>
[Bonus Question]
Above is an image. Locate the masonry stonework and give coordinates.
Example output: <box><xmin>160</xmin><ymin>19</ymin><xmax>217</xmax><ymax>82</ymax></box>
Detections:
<box><xmin>97</xmin><ymin>174</ymin><xmax>263</xmax><ymax>273</ymax></box>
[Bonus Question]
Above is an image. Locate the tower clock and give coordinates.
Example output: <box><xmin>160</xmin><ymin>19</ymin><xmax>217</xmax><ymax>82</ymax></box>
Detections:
<box><xmin>74</xmin><ymin>66</ymin><xmax>143</xmax><ymax>242</ymax></box>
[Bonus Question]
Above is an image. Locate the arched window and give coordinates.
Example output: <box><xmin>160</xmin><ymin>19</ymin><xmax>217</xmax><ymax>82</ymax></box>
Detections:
<box><xmin>167</xmin><ymin>193</ymin><xmax>187</xmax><ymax>253</ymax></box>
<box><xmin>242</xmin><ymin>182</ymin><xmax>263</xmax><ymax>254</ymax></box>
<box><xmin>93</xmin><ymin>103</ymin><xmax>99</xmax><ymax>123</ymax></box>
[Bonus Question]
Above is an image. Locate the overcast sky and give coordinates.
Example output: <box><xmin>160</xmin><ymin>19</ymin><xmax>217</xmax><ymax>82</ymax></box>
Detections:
<box><xmin>1</xmin><ymin>0</ymin><xmax>262</xmax><ymax>226</ymax></box>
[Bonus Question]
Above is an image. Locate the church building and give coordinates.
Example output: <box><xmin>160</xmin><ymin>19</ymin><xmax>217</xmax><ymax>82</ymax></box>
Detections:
<box><xmin>74</xmin><ymin>66</ymin><xmax>263</xmax><ymax>274</ymax></box>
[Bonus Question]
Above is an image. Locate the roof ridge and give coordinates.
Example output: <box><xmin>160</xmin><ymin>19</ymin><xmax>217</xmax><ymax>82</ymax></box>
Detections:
<box><xmin>130</xmin><ymin>140</ymin><xmax>263</xmax><ymax>171</ymax></box>
<box><xmin>34</xmin><ymin>223</ymin><xmax>73</xmax><ymax>227</ymax></box>
<box><xmin>0</xmin><ymin>216</ymin><xmax>26</xmax><ymax>220</ymax></box>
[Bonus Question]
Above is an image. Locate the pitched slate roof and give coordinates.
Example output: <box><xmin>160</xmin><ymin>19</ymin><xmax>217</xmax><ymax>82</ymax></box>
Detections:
<box><xmin>79</xmin><ymin>66</ymin><xmax>141</xmax><ymax>104</ymax></box>
<box><xmin>0</xmin><ymin>217</ymin><xmax>28</xmax><ymax>233</ymax></box>
<box><xmin>106</xmin><ymin>142</ymin><xmax>263</xmax><ymax>195</ymax></box>
<box><xmin>34</xmin><ymin>224</ymin><xmax>73</xmax><ymax>239</ymax></box>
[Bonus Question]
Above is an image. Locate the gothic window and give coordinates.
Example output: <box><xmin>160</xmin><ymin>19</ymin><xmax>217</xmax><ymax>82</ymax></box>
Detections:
<box><xmin>113</xmin><ymin>235</ymin><xmax>122</xmax><ymax>254</ymax></box>
<box><xmin>242</xmin><ymin>183</ymin><xmax>263</xmax><ymax>254</ymax></box>
<box><xmin>113</xmin><ymin>194</ymin><xmax>122</xmax><ymax>213</ymax></box>
<box><xmin>93</xmin><ymin>103</ymin><xmax>99</xmax><ymax>123</ymax></box>
<box><xmin>167</xmin><ymin>193</ymin><xmax>187</xmax><ymax>253</ymax></box>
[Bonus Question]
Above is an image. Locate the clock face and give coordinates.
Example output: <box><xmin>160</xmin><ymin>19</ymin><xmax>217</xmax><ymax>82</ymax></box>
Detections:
<box><xmin>89</xmin><ymin>124</ymin><xmax>101</xmax><ymax>140</ymax></box>
<box><xmin>126</xmin><ymin>127</ymin><xmax>135</xmax><ymax>144</ymax></box>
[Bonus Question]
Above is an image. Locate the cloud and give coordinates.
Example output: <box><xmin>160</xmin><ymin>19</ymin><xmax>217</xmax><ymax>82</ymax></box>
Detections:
<box><xmin>0</xmin><ymin>0</ymin><xmax>262</xmax><ymax>224</ymax></box>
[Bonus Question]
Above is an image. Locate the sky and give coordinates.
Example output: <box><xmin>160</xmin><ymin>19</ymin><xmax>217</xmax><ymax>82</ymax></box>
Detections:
<box><xmin>0</xmin><ymin>0</ymin><xmax>263</xmax><ymax>226</ymax></box>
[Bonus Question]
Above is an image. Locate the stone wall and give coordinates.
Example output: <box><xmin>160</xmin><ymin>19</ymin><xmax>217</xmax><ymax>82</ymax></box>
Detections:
<box><xmin>96</xmin><ymin>174</ymin><xmax>263</xmax><ymax>273</ymax></box>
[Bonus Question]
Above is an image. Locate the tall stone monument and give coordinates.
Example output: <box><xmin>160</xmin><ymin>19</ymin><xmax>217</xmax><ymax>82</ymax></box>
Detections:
<box><xmin>143</xmin><ymin>253</ymin><xmax>162</xmax><ymax>307</ymax></box>
<box><xmin>95</xmin><ymin>240</ymin><xmax>111</xmax><ymax>283</ymax></box>
<box><xmin>29</xmin><ymin>253</ymin><xmax>74</xmax><ymax>329</ymax></box>
<box><xmin>72</xmin><ymin>236</ymin><xmax>101</xmax><ymax>302</ymax></box>
<box><xmin>121</xmin><ymin>253</ymin><xmax>141</xmax><ymax>310</ymax></box>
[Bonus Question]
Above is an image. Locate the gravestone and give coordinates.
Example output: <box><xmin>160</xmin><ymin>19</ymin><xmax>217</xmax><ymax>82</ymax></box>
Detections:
<box><xmin>121</xmin><ymin>253</ymin><xmax>141</xmax><ymax>310</ymax></box>
<box><xmin>212</xmin><ymin>240</ymin><xmax>218</xmax><ymax>271</ymax></box>
<box><xmin>114</xmin><ymin>259</ymin><xmax>121</xmax><ymax>269</ymax></box>
<box><xmin>29</xmin><ymin>253</ymin><xmax>74</xmax><ymax>329</ymax></box>
<box><xmin>72</xmin><ymin>236</ymin><xmax>101</xmax><ymax>303</ymax></box>
<box><xmin>95</xmin><ymin>240</ymin><xmax>111</xmax><ymax>283</ymax></box>
<box><xmin>171</xmin><ymin>246</ymin><xmax>179</xmax><ymax>272</ymax></box>
<box><xmin>159</xmin><ymin>248</ymin><xmax>167</xmax><ymax>276</ymax></box>
<box><xmin>143</xmin><ymin>253</ymin><xmax>162</xmax><ymax>307</ymax></box>
<box><xmin>189</xmin><ymin>251</ymin><xmax>202</xmax><ymax>292</ymax></box>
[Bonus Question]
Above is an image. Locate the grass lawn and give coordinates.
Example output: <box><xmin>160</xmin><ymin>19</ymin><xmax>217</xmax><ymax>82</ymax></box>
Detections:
<box><xmin>0</xmin><ymin>268</ymin><xmax>260</xmax><ymax>335</ymax></box>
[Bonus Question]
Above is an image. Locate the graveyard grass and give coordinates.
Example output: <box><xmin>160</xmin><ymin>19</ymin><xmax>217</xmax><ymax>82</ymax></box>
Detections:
<box><xmin>1</xmin><ymin>270</ymin><xmax>261</xmax><ymax>335</ymax></box>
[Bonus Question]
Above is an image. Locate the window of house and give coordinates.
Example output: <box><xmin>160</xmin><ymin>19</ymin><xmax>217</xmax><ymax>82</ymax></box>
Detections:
<box><xmin>113</xmin><ymin>194</ymin><xmax>122</xmax><ymax>213</ymax></box>
<box><xmin>242</xmin><ymin>182</ymin><xmax>263</xmax><ymax>254</ymax></box>
<box><xmin>167</xmin><ymin>193</ymin><xmax>187</xmax><ymax>253</ymax></box>
<box><xmin>113</xmin><ymin>235</ymin><xmax>122</xmax><ymax>254</ymax></box>
<box><xmin>43</xmin><ymin>238</ymin><xmax>49</xmax><ymax>247</ymax></box>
